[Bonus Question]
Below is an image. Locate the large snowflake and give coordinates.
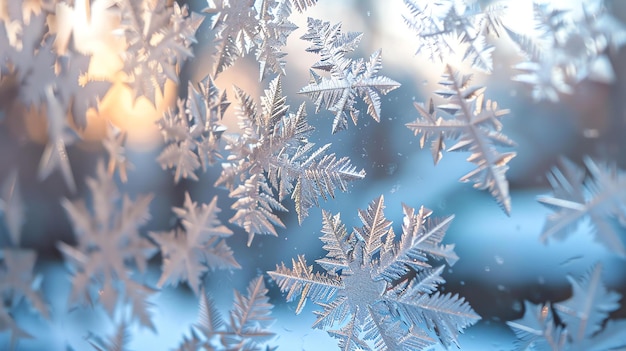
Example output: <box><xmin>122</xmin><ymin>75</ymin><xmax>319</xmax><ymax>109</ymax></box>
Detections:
<box><xmin>268</xmin><ymin>195</ymin><xmax>479</xmax><ymax>350</ymax></box>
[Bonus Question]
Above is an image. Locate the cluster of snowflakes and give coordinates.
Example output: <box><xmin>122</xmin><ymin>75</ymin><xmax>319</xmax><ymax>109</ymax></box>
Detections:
<box><xmin>0</xmin><ymin>0</ymin><xmax>625</xmax><ymax>350</ymax></box>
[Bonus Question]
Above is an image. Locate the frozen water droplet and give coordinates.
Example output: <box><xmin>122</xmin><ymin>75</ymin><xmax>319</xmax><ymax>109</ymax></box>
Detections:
<box><xmin>460</xmin><ymin>280</ymin><xmax>465</xmax><ymax>286</ymax></box>
<box><xmin>484</xmin><ymin>266</ymin><xmax>491</xmax><ymax>272</ymax></box>
<box><xmin>367</xmin><ymin>11</ymin><xmax>371</xmax><ymax>17</ymax></box>
<box><xmin>497</xmin><ymin>284</ymin><xmax>506</xmax><ymax>291</ymax></box>
<box><xmin>386</xmin><ymin>163</ymin><xmax>397</xmax><ymax>175</ymax></box>
<box><xmin>495</xmin><ymin>256</ymin><xmax>504</xmax><ymax>265</ymax></box>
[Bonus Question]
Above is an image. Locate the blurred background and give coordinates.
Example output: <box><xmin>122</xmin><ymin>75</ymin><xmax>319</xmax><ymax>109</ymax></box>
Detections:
<box><xmin>1</xmin><ymin>0</ymin><xmax>626</xmax><ymax>349</ymax></box>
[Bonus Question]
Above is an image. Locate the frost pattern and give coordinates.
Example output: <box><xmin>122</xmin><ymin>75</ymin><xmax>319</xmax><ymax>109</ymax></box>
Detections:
<box><xmin>406</xmin><ymin>65</ymin><xmax>515</xmax><ymax>214</ymax></box>
<box><xmin>58</xmin><ymin>161</ymin><xmax>157</xmax><ymax>329</ymax></box>
<box><xmin>299</xmin><ymin>18</ymin><xmax>401</xmax><ymax>134</ymax></box>
<box><xmin>268</xmin><ymin>195</ymin><xmax>479</xmax><ymax>350</ymax></box>
<box><xmin>538</xmin><ymin>157</ymin><xmax>626</xmax><ymax>256</ymax></box>
<box><xmin>149</xmin><ymin>192</ymin><xmax>238</xmax><ymax>295</ymax></box>
<box><xmin>507</xmin><ymin>264</ymin><xmax>626</xmax><ymax>351</ymax></box>
<box><xmin>217</xmin><ymin>76</ymin><xmax>365</xmax><ymax>245</ymax></box>
<box><xmin>174</xmin><ymin>276</ymin><xmax>275</xmax><ymax>351</ymax></box>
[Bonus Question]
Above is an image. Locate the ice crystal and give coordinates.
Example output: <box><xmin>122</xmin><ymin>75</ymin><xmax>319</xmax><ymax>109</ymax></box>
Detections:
<box><xmin>205</xmin><ymin>0</ymin><xmax>300</xmax><ymax>79</ymax></box>
<box><xmin>174</xmin><ymin>276</ymin><xmax>275</xmax><ymax>351</ymax></box>
<box><xmin>298</xmin><ymin>18</ymin><xmax>401</xmax><ymax>134</ymax></box>
<box><xmin>403</xmin><ymin>0</ymin><xmax>506</xmax><ymax>72</ymax></box>
<box><xmin>58</xmin><ymin>161</ymin><xmax>157</xmax><ymax>329</ymax></box>
<box><xmin>115</xmin><ymin>0</ymin><xmax>204</xmax><ymax>104</ymax></box>
<box><xmin>508</xmin><ymin>264</ymin><xmax>626</xmax><ymax>351</ymax></box>
<box><xmin>505</xmin><ymin>1</ymin><xmax>626</xmax><ymax>101</ymax></box>
<box><xmin>217</xmin><ymin>76</ymin><xmax>365</xmax><ymax>244</ymax></box>
<box><xmin>538</xmin><ymin>157</ymin><xmax>626</xmax><ymax>256</ymax></box>
<box><xmin>268</xmin><ymin>195</ymin><xmax>479</xmax><ymax>350</ymax></box>
<box><xmin>149</xmin><ymin>192</ymin><xmax>238</xmax><ymax>295</ymax></box>
<box><xmin>157</xmin><ymin>75</ymin><xmax>229</xmax><ymax>183</ymax></box>
<box><xmin>406</xmin><ymin>65</ymin><xmax>515</xmax><ymax>214</ymax></box>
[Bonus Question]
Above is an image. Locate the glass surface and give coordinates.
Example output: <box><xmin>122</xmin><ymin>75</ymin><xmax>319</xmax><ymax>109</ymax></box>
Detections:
<box><xmin>0</xmin><ymin>0</ymin><xmax>625</xmax><ymax>350</ymax></box>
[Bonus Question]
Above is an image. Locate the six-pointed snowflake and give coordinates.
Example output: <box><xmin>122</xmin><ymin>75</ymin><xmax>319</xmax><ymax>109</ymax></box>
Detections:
<box><xmin>269</xmin><ymin>195</ymin><xmax>480</xmax><ymax>350</ymax></box>
<box><xmin>406</xmin><ymin>65</ymin><xmax>516</xmax><ymax>214</ymax></box>
<box><xmin>58</xmin><ymin>161</ymin><xmax>157</xmax><ymax>329</ymax></box>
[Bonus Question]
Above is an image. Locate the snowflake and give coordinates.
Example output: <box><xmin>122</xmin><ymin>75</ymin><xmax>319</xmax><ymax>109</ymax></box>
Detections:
<box><xmin>0</xmin><ymin>4</ymin><xmax>111</xmax><ymax>191</ymax></box>
<box><xmin>538</xmin><ymin>157</ymin><xmax>626</xmax><ymax>256</ymax></box>
<box><xmin>406</xmin><ymin>65</ymin><xmax>516</xmax><ymax>215</ymax></box>
<box><xmin>156</xmin><ymin>75</ymin><xmax>229</xmax><ymax>183</ymax></box>
<box><xmin>0</xmin><ymin>249</ymin><xmax>48</xmax><ymax>349</ymax></box>
<box><xmin>149</xmin><ymin>192</ymin><xmax>238</xmax><ymax>295</ymax></box>
<box><xmin>115</xmin><ymin>0</ymin><xmax>204</xmax><ymax>104</ymax></box>
<box><xmin>508</xmin><ymin>263</ymin><xmax>626</xmax><ymax>351</ymax></box>
<box><xmin>205</xmin><ymin>0</ymin><xmax>301</xmax><ymax>79</ymax></box>
<box><xmin>58</xmin><ymin>161</ymin><xmax>157</xmax><ymax>329</ymax></box>
<box><xmin>403</xmin><ymin>0</ymin><xmax>506</xmax><ymax>72</ymax></box>
<box><xmin>298</xmin><ymin>18</ymin><xmax>401</xmax><ymax>134</ymax></box>
<box><xmin>174</xmin><ymin>276</ymin><xmax>275</xmax><ymax>351</ymax></box>
<box><xmin>217</xmin><ymin>76</ymin><xmax>364</xmax><ymax>245</ymax></box>
<box><xmin>504</xmin><ymin>1</ymin><xmax>626</xmax><ymax>101</ymax></box>
<box><xmin>268</xmin><ymin>195</ymin><xmax>479</xmax><ymax>350</ymax></box>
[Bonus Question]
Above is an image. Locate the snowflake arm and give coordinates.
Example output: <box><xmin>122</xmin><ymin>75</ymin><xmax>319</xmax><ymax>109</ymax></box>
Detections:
<box><xmin>268</xmin><ymin>255</ymin><xmax>343</xmax><ymax>314</ymax></box>
<box><xmin>0</xmin><ymin>170</ymin><xmax>25</xmax><ymax>246</ymax></box>
<box><xmin>176</xmin><ymin>276</ymin><xmax>276</xmax><ymax>350</ymax></box>
<box><xmin>537</xmin><ymin>157</ymin><xmax>626</xmax><ymax>256</ymax></box>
